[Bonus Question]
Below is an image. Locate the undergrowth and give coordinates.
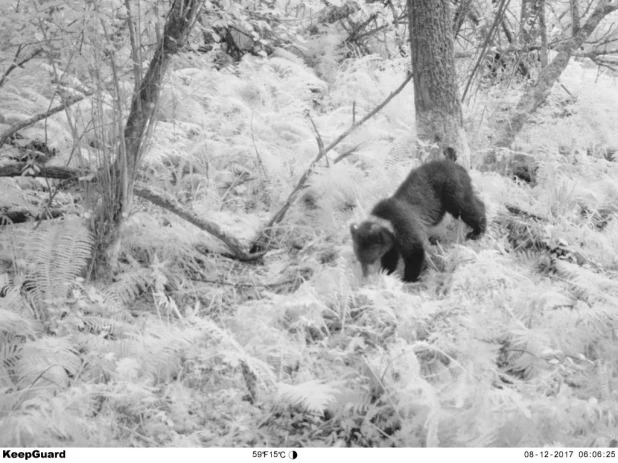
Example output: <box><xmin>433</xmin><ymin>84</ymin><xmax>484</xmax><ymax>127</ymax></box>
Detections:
<box><xmin>1</xmin><ymin>52</ymin><xmax>618</xmax><ymax>447</ymax></box>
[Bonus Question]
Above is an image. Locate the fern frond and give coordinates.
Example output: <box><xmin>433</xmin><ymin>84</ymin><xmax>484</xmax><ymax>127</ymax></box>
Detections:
<box><xmin>329</xmin><ymin>389</ymin><xmax>373</xmax><ymax>416</ymax></box>
<box><xmin>0</xmin><ymin>286</ymin><xmax>33</xmax><ymax>320</ymax></box>
<box><xmin>0</xmin><ymin>386</ymin><xmax>103</xmax><ymax>446</ymax></box>
<box><xmin>553</xmin><ymin>259</ymin><xmax>618</xmax><ymax>306</ymax></box>
<box><xmin>104</xmin><ymin>267</ymin><xmax>153</xmax><ymax>305</ymax></box>
<box><xmin>236</xmin><ymin>354</ymin><xmax>277</xmax><ymax>388</ymax></box>
<box><xmin>79</xmin><ymin>324</ymin><xmax>196</xmax><ymax>385</ymax></box>
<box><xmin>276</xmin><ymin>380</ymin><xmax>342</xmax><ymax>415</ymax></box>
<box><xmin>24</xmin><ymin>218</ymin><xmax>92</xmax><ymax>315</ymax></box>
<box><xmin>80</xmin><ymin>315</ymin><xmax>135</xmax><ymax>339</ymax></box>
<box><xmin>386</xmin><ymin>133</ymin><xmax>417</xmax><ymax>167</ymax></box>
<box><xmin>0</xmin><ymin>336</ymin><xmax>21</xmax><ymax>387</ymax></box>
<box><xmin>193</xmin><ymin>317</ymin><xmax>276</xmax><ymax>386</ymax></box>
<box><xmin>272</xmin><ymin>48</ymin><xmax>305</xmax><ymax>66</ymax></box>
<box><xmin>15</xmin><ymin>338</ymin><xmax>81</xmax><ymax>389</ymax></box>
<box><xmin>578</xmin><ymin>303</ymin><xmax>618</xmax><ymax>327</ymax></box>
<box><xmin>194</xmin><ymin>317</ymin><xmax>244</xmax><ymax>349</ymax></box>
<box><xmin>0</xmin><ymin>413</ymin><xmax>45</xmax><ymax>446</ymax></box>
<box><xmin>74</xmin><ymin>334</ymin><xmax>134</xmax><ymax>381</ymax></box>
<box><xmin>0</xmin><ymin>308</ymin><xmax>37</xmax><ymax>337</ymax></box>
<box><xmin>500</xmin><ymin>328</ymin><xmax>551</xmax><ymax>379</ymax></box>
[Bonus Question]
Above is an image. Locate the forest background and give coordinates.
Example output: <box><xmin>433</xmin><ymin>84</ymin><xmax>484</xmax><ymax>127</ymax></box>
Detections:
<box><xmin>1</xmin><ymin>0</ymin><xmax>618</xmax><ymax>448</ymax></box>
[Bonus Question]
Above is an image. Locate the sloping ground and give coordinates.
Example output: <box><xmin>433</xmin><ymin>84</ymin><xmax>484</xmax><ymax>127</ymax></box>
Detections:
<box><xmin>1</xmin><ymin>54</ymin><xmax>617</xmax><ymax>447</ymax></box>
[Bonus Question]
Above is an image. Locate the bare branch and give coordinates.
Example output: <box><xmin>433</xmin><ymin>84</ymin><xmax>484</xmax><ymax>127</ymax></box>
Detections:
<box><xmin>133</xmin><ymin>183</ymin><xmax>263</xmax><ymax>261</ymax></box>
<box><xmin>0</xmin><ymin>48</ymin><xmax>43</xmax><ymax>88</ymax></box>
<box><xmin>461</xmin><ymin>0</ymin><xmax>511</xmax><ymax>102</ymax></box>
<box><xmin>0</xmin><ymin>91</ymin><xmax>93</xmax><ymax>147</ymax></box>
<box><xmin>250</xmin><ymin>71</ymin><xmax>414</xmax><ymax>252</ymax></box>
<box><xmin>307</xmin><ymin>113</ymin><xmax>326</xmax><ymax>165</ymax></box>
<box><xmin>576</xmin><ymin>47</ymin><xmax>618</xmax><ymax>57</ymax></box>
<box><xmin>332</xmin><ymin>142</ymin><xmax>364</xmax><ymax>163</ymax></box>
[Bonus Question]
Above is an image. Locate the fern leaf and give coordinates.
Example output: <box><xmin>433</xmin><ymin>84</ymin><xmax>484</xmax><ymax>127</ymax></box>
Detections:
<box><xmin>25</xmin><ymin>218</ymin><xmax>93</xmax><ymax>313</ymax></box>
<box><xmin>16</xmin><ymin>338</ymin><xmax>80</xmax><ymax>389</ymax></box>
<box><xmin>0</xmin><ymin>308</ymin><xmax>37</xmax><ymax>337</ymax></box>
<box><xmin>276</xmin><ymin>380</ymin><xmax>342</xmax><ymax>414</ymax></box>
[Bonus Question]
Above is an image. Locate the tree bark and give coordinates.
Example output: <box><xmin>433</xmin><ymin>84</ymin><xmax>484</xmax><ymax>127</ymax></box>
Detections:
<box><xmin>570</xmin><ymin>0</ymin><xmax>580</xmax><ymax>36</ymax></box>
<box><xmin>518</xmin><ymin>0</ymin><xmax>543</xmax><ymax>77</ymax></box>
<box><xmin>520</xmin><ymin>0</ymin><xmax>542</xmax><ymax>45</ymax></box>
<box><xmin>408</xmin><ymin>0</ymin><xmax>469</xmax><ymax>165</ymax></box>
<box><xmin>494</xmin><ymin>1</ymin><xmax>618</xmax><ymax>148</ymax></box>
<box><xmin>539</xmin><ymin>0</ymin><xmax>548</xmax><ymax>67</ymax></box>
<box><xmin>453</xmin><ymin>0</ymin><xmax>475</xmax><ymax>38</ymax></box>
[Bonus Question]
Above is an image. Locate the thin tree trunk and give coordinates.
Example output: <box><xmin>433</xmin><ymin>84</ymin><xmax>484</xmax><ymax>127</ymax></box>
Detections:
<box><xmin>495</xmin><ymin>1</ymin><xmax>618</xmax><ymax>148</ymax></box>
<box><xmin>518</xmin><ymin>0</ymin><xmax>543</xmax><ymax>77</ymax></box>
<box><xmin>570</xmin><ymin>0</ymin><xmax>580</xmax><ymax>36</ymax></box>
<box><xmin>539</xmin><ymin>0</ymin><xmax>548</xmax><ymax>67</ymax></box>
<box><xmin>94</xmin><ymin>0</ymin><xmax>203</xmax><ymax>277</ymax></box>
<box><xmin>453</xmin><ymin>0</ymin><xmax>474</xmax><ymax>38</ymax></box>
<box><xmin>409</xmin><ymin>0</ymin><xmax>469</xmax><ymax>165</ymax></box>
<box><xmin>500</xmin><ymin>13</ymin><xmax>530</xmax><ymax>79</ymax></box>
<box><xmin>520</xmin><ymin>0</ymin><xmax>542</xmax><ymax>44</ymax></box>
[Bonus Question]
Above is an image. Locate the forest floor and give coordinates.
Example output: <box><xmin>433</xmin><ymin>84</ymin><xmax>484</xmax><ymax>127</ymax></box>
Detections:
<box><xmin>1</xmin><ymin>54</ymin><xmax>618</xmax><ymax>447</ymax></box>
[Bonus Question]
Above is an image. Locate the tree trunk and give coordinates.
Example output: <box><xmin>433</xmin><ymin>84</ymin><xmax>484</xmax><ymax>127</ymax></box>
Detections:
<box><xmin>539</xmin><ymin>0</ymin><xmax>548</xmax><ymax>67</ymax></box>
<box><xmin>408</xmin><ymin>0</ymin><xmax>469</xmax><ymax>166</ymax></box>
<box><xmin>497</xmin><ymin>14</ymin><xmax>530</xmax><ymax>79</ymax></box>
<box><xmin>520</xmin><ymin>0</ymin><xmax>542</xmax><ymax>45</ymax></box>
<box><xmin>518</xmin><ymin>0</ymin><xmax>543</xmax><ymax>76</ymax></box>
<box><xmin>495</xmin><ymin>1</ymin><xmax>618</xmax><ymax>148</ymax></box>
<box><xmin>570</xmin><ymin>0</ymin><xmax>580</xmax><ymax>36</ymax></box>
<box><xmin>453</xmin><ymin>0</ymin><xmax>475</xmax><ymax>38</ymax></box>
<box><xmin>93</xmin><ymin>0</ymin><xmax>203</xmax><ymax>278</ymax></box>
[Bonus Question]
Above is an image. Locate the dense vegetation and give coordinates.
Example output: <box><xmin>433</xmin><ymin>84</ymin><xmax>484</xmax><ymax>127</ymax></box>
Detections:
<box><xmin>1</xmin><ymin>0</ymin><xmax>618</xmax><ymax>447</ymax></box>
